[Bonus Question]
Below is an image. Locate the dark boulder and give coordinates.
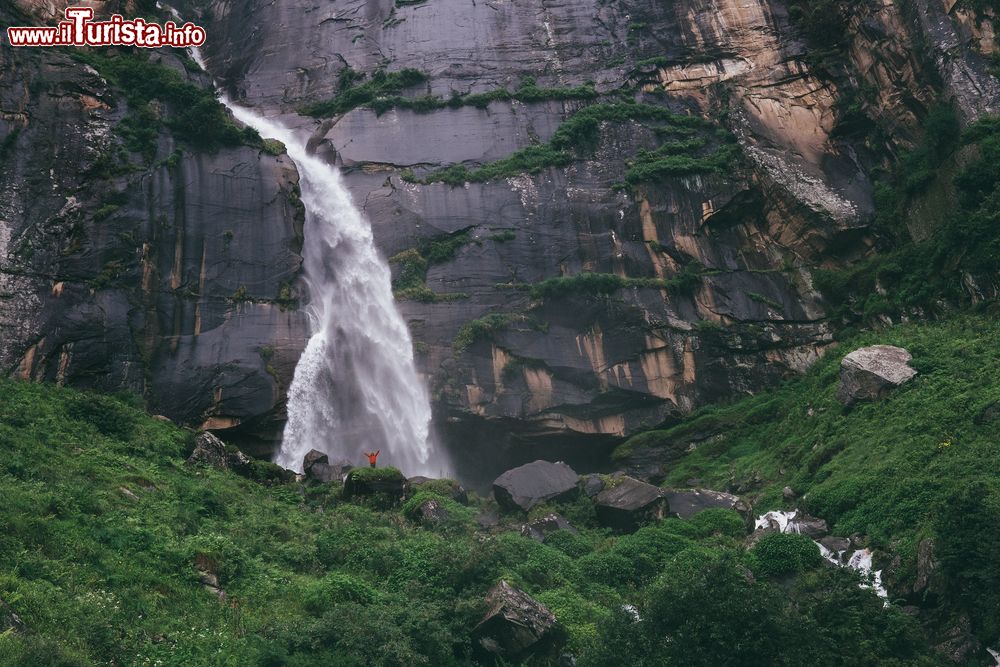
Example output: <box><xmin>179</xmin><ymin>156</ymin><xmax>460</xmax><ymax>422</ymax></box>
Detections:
<box><xmin>580</xmin><ymin>474</ymin><xmax>605</xmax><ymax>498</ymax></box>
<box><xmin>836</xmin><ymin>345</ymin><xmax>917</xmax><ymax>406</ymax></box>
<box><xmin>492</xmin><ymin>460</ymin><xmax>579</xmax><ymax>512</ymax></box>
<box><xmin>302</xmin><ymin>449</ymin><xmax>328</xmax><ymax>472</ymax></box>
<box><xmin>187</xmin><ymin>432</ymin><xmax>251</xmax><ymax>472</ymax></box>
<box><xmin>303</xmin><ymin>450</ymin><xmax>352</xmax><ymax>483</ymax></box>
<box><xmin>408</xmin><ymin>476</ymin><xmax>469</xmax><ymax>505</ymax></box>
<box><xmin>343</xmin><ymin>467</ymin><xmax>407</xmax><ymax>502</ymax></box>
<box><xmin>594</xmin><ymin>476</ymin><xmax>667</xmax><ymax>531</ymax></box>
<box><xmin>789</xmin><ymin>514</ymin><xmax>828</xmax><ymax>538</ymax></box>
<box><xmin>412</xmin><ymin>498</ymin><xmax>451</xmax><ymax>526</ymax></box>
<box><xmin>472</xmin><ymin>580</ymin><xmax>564</xmax><ymax>662</ymax></box>
<box><xmin>818</xmin><ymin>535</ymin><xmax>851</xmax><ymax>557</ymax></box>
<box><xmin>662</xmin><ymin>488</ymin><xmax>747</xmax><ymax>519</ymax></box>
<box><xmin>520</xmin><ymin>513</ymin><xmax>577</xmax><ymax>542</ymax></box>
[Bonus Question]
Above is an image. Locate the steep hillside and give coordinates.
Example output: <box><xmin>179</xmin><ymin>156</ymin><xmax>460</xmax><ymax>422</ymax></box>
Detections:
<box><xmin>616</xmin><ymin>313</ymin><xmax>1000</xmax><ymax>658</ymax></box>
<box><xmin>0</xmin><ymin>373</ymin><xmax>959</xmax><ymax>665</ymax></box>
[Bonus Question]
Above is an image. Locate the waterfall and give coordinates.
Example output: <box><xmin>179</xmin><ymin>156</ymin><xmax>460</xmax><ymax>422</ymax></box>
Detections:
<box><xmin>219</xmin><ymin>102</ymin><xmax>442</xmax><ymax>476</ymax></box>
<box><xmin>165</xmin><ymin>10</ymin><xmax>445</xmax><ymax>476</ymax></box>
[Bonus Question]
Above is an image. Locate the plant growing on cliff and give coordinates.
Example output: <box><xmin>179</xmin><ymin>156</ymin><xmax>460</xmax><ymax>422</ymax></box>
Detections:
<box><xmin>390</xmin><ymin>230</ymin><xmax>472</xmax><ymax>302</ymax></box>
<box><xmin>72</xmin><ymin>51</ymin><xmax>259</xmax><ymax>161</ymax></box>
<box><xmin>411</xmin><ymin>102</ymin><xmax>732</xmax><ymax>186</ymax></box>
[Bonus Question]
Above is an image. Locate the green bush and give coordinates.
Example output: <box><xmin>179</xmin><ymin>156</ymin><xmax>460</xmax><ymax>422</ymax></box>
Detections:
<box><xmin>749</xmin><ymin>533</ymin><xmax>823</xmax><ymax>578</ymax></box>
<box><xmin>303</xmin><ymin>572</ymin><xmax>380</xmax><ymax>613</ymax></box>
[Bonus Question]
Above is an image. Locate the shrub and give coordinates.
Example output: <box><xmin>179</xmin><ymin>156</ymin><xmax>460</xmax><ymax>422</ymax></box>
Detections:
<box><xmin>303</xmin><ymin>572</ymin><xmax>380</xmax><ymax>613</ymax></box>
<box><xmin>749</xmin><ymin>532</ymin><xmax>823</xmax><ymax>578</ymax></box>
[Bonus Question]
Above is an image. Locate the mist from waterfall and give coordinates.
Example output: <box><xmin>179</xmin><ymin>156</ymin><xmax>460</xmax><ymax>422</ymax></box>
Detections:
<box><xmin>216</xmin><ymin>101</ymin><xmax>443</xmax><ymax>477</ymax></box>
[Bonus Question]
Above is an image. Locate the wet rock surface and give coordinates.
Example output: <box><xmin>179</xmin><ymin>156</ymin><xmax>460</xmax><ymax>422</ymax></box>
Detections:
<box><xmin>0</xmin><ymin>12</ymin><xmax>307</xmax><ymax>454</ymax></box>
<box><xmin>493</xmin><ymin>460</ymin><xmax>580</xmax><ymax>512</ymax></box>
<box><xmin>662</xmin><ymin>488</ymin><xmax>747</xmax><ymax>519</ymax></box>
<box><xmin>837</xmin><ymin>345</ymin><xmax>917</xmax><ymax>406</ymax></box>
<box><xmin>472</xmin><ymin>580</ymin><xmax>564</xmax><ymax>662</ymax></box>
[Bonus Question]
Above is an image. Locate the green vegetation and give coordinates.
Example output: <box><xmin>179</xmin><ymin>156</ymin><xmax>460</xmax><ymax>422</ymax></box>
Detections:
<box><xmin>409</xmin><ymin>102</ymin><xmax>733</xmax><ymax>186</ymax></box>
<box><xmin>0</xmin><ymin>358</ymin><xmax>954</xmax><ymax>664</ymax></box>
<box><xmin>71</xmin><ymin>51</ymin><xmax>259</xmax><ymax>162</ymax></box>
<box><xmin>389</xmin><ymin>231</ymin><xmax>472</xmax><ymax>302</ymax></box>
<box><xmin>299</xmin><ymin>67</ymin><xmax>429</xmax><ymax>117</ymax></box>
<box><xmin>489</xmin><ymin>230</ymin><xmax>516</xmax><ymax>243</ymax></box>
<box><xmin>509</xmin><ymin>267</ymin><xmax>707</xmax><ymax>300</ymax></box>
<box><xmin>615</xmin><ymin>314</ymin><xmax>1000</xmax><ymax>645</ymax></box>
<box><xmin>453</xmin><ymin>313</ymin><xmax>532</xmax><ymax>352</ymax></box>
<box><xmin>302</xmin><ymin>72</ymin><xmax>598</xmax><ymax>118</ymax></box>
<box><xmin>814</xmin><ymin>111</ymin><xmax>1000</xmax><ymax>322</ymax></box>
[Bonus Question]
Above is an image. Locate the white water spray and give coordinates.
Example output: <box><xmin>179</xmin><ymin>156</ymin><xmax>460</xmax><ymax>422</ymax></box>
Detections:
<box><xmin>223</xmin><ymin>105</ymin><xmax>440</xmax><ymax>475</ymax></box>
<box><xmin>169</xmin><ymin>14</ymin><xmax>444</xmax><ymax>476</ymax></box>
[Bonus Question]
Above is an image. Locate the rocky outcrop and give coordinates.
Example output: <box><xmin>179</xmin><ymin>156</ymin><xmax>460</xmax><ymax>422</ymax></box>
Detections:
<box><xmin>4</xmin><ymin>0</ymin><xmax>996</xmax><ymax>475</ymax></box>
<box><xmin>0</xmin><ymin>5</ymin><xmax>308</xmax><ymax>456</ymax></box>
<box><xmin>472</xmin><ymin>580</ymin><xmax>564</xmax><ymax>662</ymax></box>
<box><xmin>594</xmin><ymin>475</ymin><xmax>667</xmax><ymax>531</ymax></box>
<box><xmin>186</xmin><ymin>431</ymin><xmax>250</xmax><ymax>471</ymax></box>
<box><xmin>837</xmin><ymin>345</ymin><xmax>917</xmax><ymax>406</ymax></box>
<box><xmin>492</xmin><ymin>460</ymin><xmax>579</xmax><ymax>512</ymax></box>
<box><xmin>662</xmin><ymin>488</ymin><xmax>747</xmax><ymax>519</ymax></box>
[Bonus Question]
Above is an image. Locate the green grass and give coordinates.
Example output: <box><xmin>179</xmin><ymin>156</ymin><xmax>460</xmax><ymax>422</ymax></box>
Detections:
<box><xmin>615</xmin><ymin>314</ymin><xmax>1000</xmax><ymax>645</ymax></box>
<box><xmin>0</xmin><ymin>374</ymin><xmax>945</xmax><ymax>664</ymax></box>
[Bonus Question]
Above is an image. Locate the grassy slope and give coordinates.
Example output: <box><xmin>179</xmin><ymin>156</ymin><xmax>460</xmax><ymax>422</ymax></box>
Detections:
<box><xmin>616</xmin><ymin>313</ymin><xmax>1000</xmax><ymax>641</ymax></box>
<box><xmin>0</xmin><ymin>377</ymin><xmax>940</xmax><ymax>666</ymax></box>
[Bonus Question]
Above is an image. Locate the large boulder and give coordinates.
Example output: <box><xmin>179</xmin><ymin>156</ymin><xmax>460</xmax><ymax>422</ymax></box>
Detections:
<box><xmin>520</xmin><ymin>513</ymin><xmax>577</xmax><ymax>542</ymax></box>
<box><xmin>836</xmin><ymin>345</ymin><xmax>917</xmax><ymax>406</ymax></box>
<box><xmin>472</xmin><ymin>581</ymin><xmax>564</xmax><ymax>662</ymax></box>
<box><xmin>343</xmin><ymin>467</ymin><xmax>407</xmax><ymax>502</ymax></box>
<box><xmin>186</xmin><ymin>432</ymin><xmax>251</xmax><ymax>471</ymax></box>
<box><xmin>492</xmin><ymin>460</ymin><xmax>579</xmax><ymax>512</ymax></box>
<box><xmin>594</xmin><ymin>476</ymin><xmax>667</xmax><ymax>531</ymax></box>
<box><xmin>411</xmin><ymin>498</ymin><xmax>451</xmax><ymax>526</ymax></box>
<box><xmin>302</xmin><ymin>449</ymin><xmax>352</xmax><ymax>483</ymax></box>
<box><xmin>662</xmin><ymin>488</ymin><xmax>748</xmax><ymax>519</ymax></box>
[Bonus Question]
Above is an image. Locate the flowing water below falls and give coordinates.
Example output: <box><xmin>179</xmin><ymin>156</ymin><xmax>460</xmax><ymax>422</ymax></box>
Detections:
<box><xmin>217</xmin><ymin>101</ymin><xmax>443</xmax><ymax>477</ymax></box>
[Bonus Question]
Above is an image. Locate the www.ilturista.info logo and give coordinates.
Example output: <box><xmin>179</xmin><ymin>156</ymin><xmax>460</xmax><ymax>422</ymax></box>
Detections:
<box><xmin>6</xmin><ymin>6</ymin><xmax>205</xmax><ymax>48</ymax></box>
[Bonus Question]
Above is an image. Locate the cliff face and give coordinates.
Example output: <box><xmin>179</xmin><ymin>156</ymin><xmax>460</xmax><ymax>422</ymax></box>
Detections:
<box><xmin>2</xmin><ymin>0</ymin><xmax>997</xmax><ymax>470</ymax></box>
<box><xmin>0</xmin><ymin>2</ymin><xmax>308</xmax><ymax>453</ymax></box>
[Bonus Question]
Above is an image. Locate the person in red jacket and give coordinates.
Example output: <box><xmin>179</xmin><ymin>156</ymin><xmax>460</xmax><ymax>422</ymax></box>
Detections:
<box><xmin>364</xmin><ymin>450</ymin><xmax>380</xmax><ymax>468</ymax></box>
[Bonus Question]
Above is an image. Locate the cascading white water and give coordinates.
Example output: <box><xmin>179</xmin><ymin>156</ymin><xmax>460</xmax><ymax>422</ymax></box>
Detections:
<box><xmin>219</xmin><ymin>102</ymin><xmax>443</xmax><ymax>476</ymax></box>
<box><xmin>165</xmin><ymin>13</ymin><xmax>445</xmax><ymax>476</ymax></box>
